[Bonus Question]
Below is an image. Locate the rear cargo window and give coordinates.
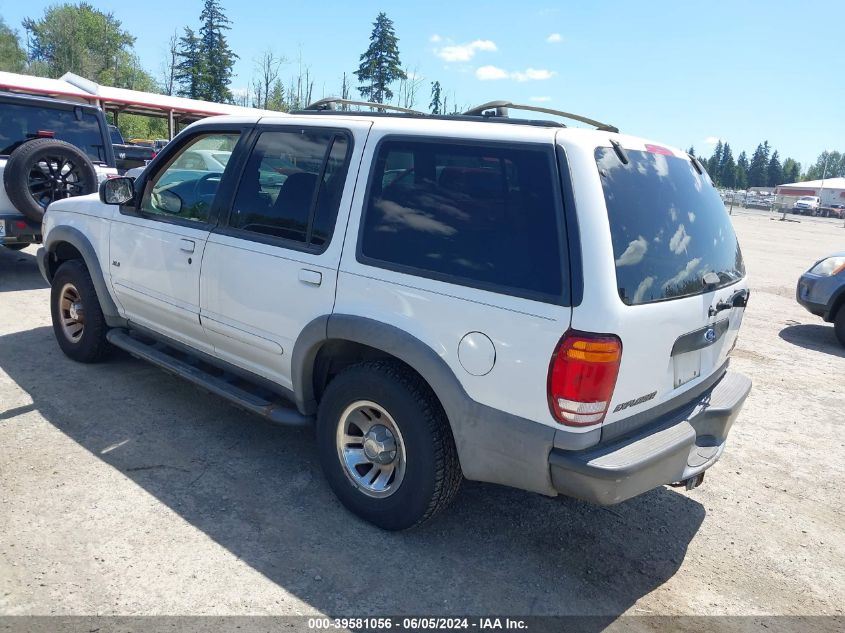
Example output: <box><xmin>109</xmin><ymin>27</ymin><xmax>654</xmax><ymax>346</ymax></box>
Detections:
<box><xmin>360</xmin><ymin>139</ymin><xmax>566</xmax><ymax>302</ymax></box>
<box><xmin>596</xmin><ymin>147</ymin><xmax>745</xmax><ymax>305</ymax></box>
<box><xmin>0</xmin><ymin>103</ymin><xmax>107</xmax><ymax>163</ymax></box>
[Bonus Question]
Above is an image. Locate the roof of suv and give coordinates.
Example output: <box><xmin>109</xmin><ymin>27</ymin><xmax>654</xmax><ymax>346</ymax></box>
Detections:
<box><xmin>0</xmin><ymin>90</ymin><xmax>103</xmax><ymax>112</ymax></box>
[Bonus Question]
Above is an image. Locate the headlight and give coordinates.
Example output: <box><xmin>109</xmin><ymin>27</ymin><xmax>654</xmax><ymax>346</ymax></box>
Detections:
<box><xmin>809</xmin><ymin>256</ymin><xmax>845</xmax><ymax>276</ymax></box>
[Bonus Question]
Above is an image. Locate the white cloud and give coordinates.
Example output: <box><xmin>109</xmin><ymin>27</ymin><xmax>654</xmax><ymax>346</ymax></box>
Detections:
<box><xmin>475</xmin><ymin>65</ymin><xmax>510</xmax><ymax>80</ymax></box>
<box><xmin>530</xmin><ymin>96</ymin><xmax>552</xmax><ymax>102</ymax></box>
<box><xmin>704</xmin><ymin>136</ymin><xmax>723</xmax><ymax>145</ymax></box>
<box><xmin>633</xmin><ymin>276</ymin><xmax>656</xmax><ymax>304</ymax></box>
<box><xmin>616</xmin><ymin>237</ymin><xmax>649</xmax><ymax>267</ymax></box>
<box><xmin>547</xmin><ymin>33</ymin><xmax>563</xmax><ymax>43</ymax></box>
<box><xmin>669</xmin><ymin>224</ymin><xmax>691</xmax><ymax>255</ymax></box>
<box><xmin>663</xmin><ymin>258</ymin><xmax>702</xmax><ymax>290</ymax></box>
<box><xmin>435</xmin><ymin>39</ymin><xmax>497</xmax><ymax>62</ymax></box>
<box><xmin>475</xmin><ymin>66</ymin><xmax>556</xmax><ymax>81</ymax></box>
<box><xmin>429</xmin><ymin>34</ymin><xmax>442</xmax><ymax>43</ymax></box>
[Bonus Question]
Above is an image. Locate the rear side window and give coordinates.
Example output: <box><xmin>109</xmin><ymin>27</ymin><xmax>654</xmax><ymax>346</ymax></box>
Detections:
<box><xmin>0</xmin><ymin>102</ymin><xmax>107</xmax><ymax>163</ymax></box>
<box><xmin>359</xmin><ymin>139</ymin><xmax>565</xmax><ymax>301</ymax></box>
<box><xmin>596</xmin><ymin>147</ymin><xmax>745</xmax><ymax>305</ymax></box>
<box><xmin>229</xmin><ymin>129</ymin><xmax>351</xmax><ymax>247</ymax></box>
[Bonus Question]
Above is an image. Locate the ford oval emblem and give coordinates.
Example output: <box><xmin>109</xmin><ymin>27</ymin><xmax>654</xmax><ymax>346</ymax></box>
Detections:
<box><xmin>704</xmin><ymin>328</ymin><xmax>717</xmax><ymax>344</ymax></box>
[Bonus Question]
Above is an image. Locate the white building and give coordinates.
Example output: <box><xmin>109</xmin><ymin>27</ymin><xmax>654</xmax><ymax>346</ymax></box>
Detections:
<box><xmin>775</xmin><ymin>177</ymin><xmax>845</xmax><ymax>209</ymax></box>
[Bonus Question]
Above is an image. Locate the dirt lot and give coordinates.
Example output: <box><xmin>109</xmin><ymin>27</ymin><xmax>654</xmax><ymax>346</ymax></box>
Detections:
<box><xmin>0</xmin><ymin>211</ymin><xmax>843</xmax><ymax>619</ymax></box>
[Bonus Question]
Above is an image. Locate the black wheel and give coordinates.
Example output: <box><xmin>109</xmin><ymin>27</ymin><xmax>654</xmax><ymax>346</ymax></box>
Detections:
<box><xmin>835</xmin><ymin>309</ymin><xmax>845</xmax><ymax>348</ymax></box>
<box><xmin>50</xmin><ymin>260</ymin><xmax>110</xmax><ymax>363</ymax></box>
<box><xmin>3</xmin><ymin>139</ymin><xmax>98</xmax><ymax>223</ymax></box>
<box><xmin>3</xmin><ymin>243</ymin><xmax>29</xmax><ymax>251</ymax></box>
<box><xmin>316</xmin><ymin>361</ymin><xmax>462</xmax><ymax>530</ymax></box>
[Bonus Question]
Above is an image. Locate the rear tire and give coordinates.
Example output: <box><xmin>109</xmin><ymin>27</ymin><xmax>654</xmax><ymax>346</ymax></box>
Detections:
<box><xmin>50</xmin><ymin>260</ymin><xmax>111</xmax><ymax>363</ymax></box>
<box><xmin>835</xmin><ymin>309</ymin><xmax>845</xmax><ymax>348</ymax></box>
<box><xmin>316</xmin><ymin>361</ymin><xmax>462</xmax><ymax>530</ymax></box>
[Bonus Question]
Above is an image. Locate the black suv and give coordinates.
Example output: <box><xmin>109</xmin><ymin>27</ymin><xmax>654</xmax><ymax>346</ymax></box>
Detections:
<box><xmin>0</xmin><ymin>92</ymin><xmax>116</xmax><ymax>250</ymax></box>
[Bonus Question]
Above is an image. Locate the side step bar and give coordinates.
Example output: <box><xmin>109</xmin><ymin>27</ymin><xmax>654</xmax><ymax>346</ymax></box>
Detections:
<box><xmin>106</xmin><ymin>329</ymin><xmax>312</xmax><ymax>427</ymax></box>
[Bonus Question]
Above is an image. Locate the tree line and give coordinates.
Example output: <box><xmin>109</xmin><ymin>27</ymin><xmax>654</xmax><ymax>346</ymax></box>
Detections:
<box><xmin>0</xmin><ymin>2</ymin><xmax>840</xmax><ymax>185</ymax></box>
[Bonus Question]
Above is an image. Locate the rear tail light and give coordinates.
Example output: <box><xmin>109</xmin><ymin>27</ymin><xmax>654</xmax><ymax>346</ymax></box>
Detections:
<box><xmin>547</xmin><ymin>331</ymin><xmax>622</xmax><ymax>426</ymax></box>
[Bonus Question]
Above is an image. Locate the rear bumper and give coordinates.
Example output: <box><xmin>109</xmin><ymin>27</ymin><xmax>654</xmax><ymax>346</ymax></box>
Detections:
<box><xmin>0</xmin><ymin>214</ymin><xmax>41</xmax><ymax>245</ymax></box>
<box><xmin>547</xmin><ymin>371</ymin><xmax>751</xmax><ymax>505</ymax></box>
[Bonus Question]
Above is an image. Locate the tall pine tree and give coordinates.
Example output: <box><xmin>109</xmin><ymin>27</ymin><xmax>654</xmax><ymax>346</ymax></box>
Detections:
<box><xmin>175</xmin><ymin>27</ymin><xmax>203</xmax><ymax>99</ymax></box>
<box><xmin>767</xmin><ymin>151</ymin><xmax>783</xmax><ymax>187</ymax></box>
<box><xmin>355</xmin><ymin>12</ymin><xmax>406</xmax><ymax>104</ymax></box>
<box><xmin>748</xmin><ymin>142</ymin><xmax>770</xmax><ymax>188</ymax></box>
<box><xmin>707</xmin><ymin>141</ymin><xmax>723</xmax><ymax>182</ymax></box>
<box><xmin>198</xmin><ymin>0</ymin><xmax>237</xmax><ymax>102</ymax></box>
<box><xmin>782</xmin><ymin>158</ymin><xmax>801</xmax><ymax>184</ymax></box>
<box><xmin>430</xmin><ymin>81</ymin><xmax>442</xmax><ymax>114</ymax></box>
<box><xmin>735</xmin><ymin>151</ymin><xmax>749</xmax><ymax>190</ymax></box>
<box><xmin>719</xmin><ymin>143</ymin><xmax>736</xmax><ymax>189</ymax></box>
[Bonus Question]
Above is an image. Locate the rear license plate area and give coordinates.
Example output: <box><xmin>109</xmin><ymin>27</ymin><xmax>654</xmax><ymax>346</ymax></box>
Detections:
<box><xmin>673</xmin><ymin>350</ymin><xmax>701</xmax><ymax>389</ymax></box>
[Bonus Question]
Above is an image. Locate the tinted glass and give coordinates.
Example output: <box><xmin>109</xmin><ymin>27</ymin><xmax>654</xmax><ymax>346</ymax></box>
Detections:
<box><xmin>139</xmin><ymin>133</ymin><xmax>239</xmax><ymax>223</ymax></box>
<box><xmin>360</xmin><ymin>140</ymin><xmax>564</xmax><ymax>299</ymax></box>
<box><xmin>596</xmin><ymin>147</ymin><xmax>745</xmax><ymax>305</ymax></box>
<box><xmin>0</xmin><ymin>102</ymin><xmax>107</xmax><ymax>163</ymax></box>
<box><xmin>230</xmin><ymin>130</ymin><xmax>349</xmax><ymax>246</ymax></box>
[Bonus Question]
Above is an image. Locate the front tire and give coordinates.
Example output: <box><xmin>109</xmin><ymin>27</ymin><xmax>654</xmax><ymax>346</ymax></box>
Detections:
<box><xmin>834</xmin><ymin>309</ymin><xmax>845</xmax><ymax>348</ymax></box>
<box><xmin>50</xmin><ymin>260</ymin><xmax>110</xmax><ymax>363</ymax></box>
<box><xmin>316</xmin><ymin>361</ymin><xmax>462</xmax><ymax>530</ymax></box>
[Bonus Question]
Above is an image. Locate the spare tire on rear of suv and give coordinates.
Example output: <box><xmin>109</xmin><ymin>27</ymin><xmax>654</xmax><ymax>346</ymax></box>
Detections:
<box><xmin>3</xmin><ymin>138</ymin><xmax>98</xmax><ymax>223</ymax></box>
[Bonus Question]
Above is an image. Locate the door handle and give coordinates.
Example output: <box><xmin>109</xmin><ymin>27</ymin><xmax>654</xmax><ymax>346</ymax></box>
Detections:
<box><xmin>298</xmin><ymin>269</ymin><xmax>322</xmax><ymax>286</ymax></box>
<box><xmin>179</xmin><ymin>239</ymin><xmax>195</xmax><ymax>253</ymax></box>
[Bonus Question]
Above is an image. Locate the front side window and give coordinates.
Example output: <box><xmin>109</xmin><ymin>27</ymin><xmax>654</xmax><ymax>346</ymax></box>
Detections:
<box><xmin>139</xmin><ymin>133</ymin><xmax>239</xmax><ymax>223</ymax></box>
<box><xmin>596</xmin><ymin>147</ymin><xmax>745</xmax><ymax>305</ymax></box>
<box><xmin>359</xmin><ymin>139</ymin><xmax>565</xmax><ymax>300</ymax></box>
<box><xmin>0</xmin><ymin>102</ymin><xmax>108</xmax><ymax>163</ymax></box>
<box><xmin>229</xmin><ymin>129</ymin><xmax>350</xmax><ymax>247</ymax></box>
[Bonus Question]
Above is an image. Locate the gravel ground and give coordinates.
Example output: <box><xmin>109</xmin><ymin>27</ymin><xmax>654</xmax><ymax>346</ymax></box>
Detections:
<box><xmin>0</xmin><ymin>212</ymin><xmax>843</xmax><ymax>619</ymax></box>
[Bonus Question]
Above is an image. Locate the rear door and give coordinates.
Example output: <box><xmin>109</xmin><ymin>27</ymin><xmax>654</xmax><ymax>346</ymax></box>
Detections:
<box><xmin>574</xmin><ymin>139</ymin><xmax>748</xmax><ymax>438</ymax></box>
<box><xmin>109</xmin><ymin>130</ymin><xmax>244</xmax><ymax>352</ymax></box>
<box><xmin>198</xmin><ymin>119</ymin><xmax>370</xmax><ymax>391</ymax></box>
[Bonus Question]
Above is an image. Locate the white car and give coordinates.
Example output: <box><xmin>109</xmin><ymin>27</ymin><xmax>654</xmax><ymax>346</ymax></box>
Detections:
<box><xmin>37</xmin><ymin>100</ymin><xmax>752</xmax><ymax>530</ymax></box>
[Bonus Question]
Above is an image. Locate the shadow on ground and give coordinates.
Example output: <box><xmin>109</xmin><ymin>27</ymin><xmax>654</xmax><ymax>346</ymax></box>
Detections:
<box><xmin>0</xmin><ymin>245</ymin><xmax>48</xmax><ymax>292</ymax></box>
<box><xmin>0</xmin><ymin>326</ymin><xmax>706</xmax><ymax>620</ymax></box>
<box><xmin>779</xmin><ymin>323</ymin><xmax>844</xmax><ymax>358</ymax></box>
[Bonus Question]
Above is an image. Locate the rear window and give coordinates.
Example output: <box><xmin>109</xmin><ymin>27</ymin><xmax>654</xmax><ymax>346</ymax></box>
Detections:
<box><xmin>596</xmin><ymin>147</ymin><xmax>745</xmax><ymax>305</ymax></box>
<box><xmin>0</xmin><ymin>102</ymin><xmax>108</xmax><ymax>163</ymax></box>
<box><xmin>359</xmin><ymin>139</ymin><xmax>565</xmax><ymax>302</ymax></box>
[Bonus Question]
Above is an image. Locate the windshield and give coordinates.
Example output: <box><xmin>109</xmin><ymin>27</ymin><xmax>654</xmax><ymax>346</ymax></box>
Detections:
<box><xmin>596</xmin><ymin>147</ymin><xmax>745</xmax><ymax>305</ymax></box>
<box><xmin>0</xmin><ymin>103</ymin><xmax>108</xmax><ymax>163</ymax></box>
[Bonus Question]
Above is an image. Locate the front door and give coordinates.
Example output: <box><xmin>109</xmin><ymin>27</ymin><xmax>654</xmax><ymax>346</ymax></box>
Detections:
<box><xmin>199</xmin><ymin>119</ymin><xmax>370</xmax><ymax>392</ymax></box>
<box><xmin>109</xmin><ymin>130</ymin><xmax>242</xmax><ymax>352</ymax></box>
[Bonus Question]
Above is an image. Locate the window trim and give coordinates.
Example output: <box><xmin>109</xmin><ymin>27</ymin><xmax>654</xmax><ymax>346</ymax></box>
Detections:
<box><xmin>355</xmin><ymin>135</ymin><xmax>571</xmax><ymax>306</ymax></box>
<box><xmin>120</xmin><ymin>126</ymin><xmax>249</xmax><ymax>231</ymax></box>
<box><xmin>215</xmin><ymin>125</ymin><xmax>355</xmax><ymax>255</ymax></box>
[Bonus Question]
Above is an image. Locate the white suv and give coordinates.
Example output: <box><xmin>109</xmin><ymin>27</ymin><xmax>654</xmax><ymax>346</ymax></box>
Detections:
<box><xmin>37</xmin><ymin>100</ymin><xmax>751</xmax><ymax>530</ymax></box>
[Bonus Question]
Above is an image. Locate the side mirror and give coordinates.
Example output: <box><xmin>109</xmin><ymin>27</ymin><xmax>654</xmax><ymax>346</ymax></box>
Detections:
<box><xmin>100</xmin><ymin>177</ymin><xmax>135</xmax><ymax>205</ymax></box>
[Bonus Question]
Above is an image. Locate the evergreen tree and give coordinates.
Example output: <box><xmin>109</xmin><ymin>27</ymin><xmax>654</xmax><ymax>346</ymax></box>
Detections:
<box><xmin>748</xmin><ymin>142</ymin><xmax>770</xmax><ymax>187</ymax></box>
<box><xmin>355</xmin><ymin>12</ymin><xmax>406</xmax><ymax>104</ymax></box>
<box><xmin>735</xmin><ymin>151</ymin><xmax>749</xmax><ymax>190</ymax></box>
<box><xmin>198</xmin><ymin>0</ymin><xmax>237</xmax><ymax>102</ymax></box>
<box><xmin>805</xmin><ymin>150</ymin><xmax>845</xmax><ymax>180</ymax></box>
<box><xmin>719</xmin><ymin>143</ymin><xmax>736</xmax><ymax>189</ymax></box>
<box><xmin>687</xmin><ymin>145</ymin><xmax>695</xmax><ymax>157</ymax></box>
<box><xmin>266</xmin><ymin>79</ymin><xmax>286</xmax><ymax>111</ymax></box>
<box><xmin>782</xmin><ymin>158</ymin><xmax>801</xmax><ymax>184</ymax></box>
<box><xmin>175</xmin><ymin>27</ymin><xmax>203</xmax><ymax>99</ymax></box>
<box><xmin>0</xmin><ymin>17</ymin><xmax>27</xmax><ymax>72</ymax></box>
<box><xmin>707</xmin><ymin>140</ymin><xmax>723</xmax><ymax>182</ymax></box>
<box><xmin>767</xmin><ymin>151</ymin><xmax>783</xmax><ymax>187</ymax></box>
<box><xmin>430</xmin><ymin>81</ymin><xmax>442</xmax><ymax>114</ymax></box>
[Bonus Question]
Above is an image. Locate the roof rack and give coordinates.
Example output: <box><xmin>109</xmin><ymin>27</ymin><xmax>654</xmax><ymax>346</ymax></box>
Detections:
<box><xmin>463</xmin><ymin>101</ymin><xmax>619</xmax><ymax>133</ymax></box>
<box><xmin>302</xmin><ymin>97</ymin><xmax>424</xmax><ymax>115</ymax></box>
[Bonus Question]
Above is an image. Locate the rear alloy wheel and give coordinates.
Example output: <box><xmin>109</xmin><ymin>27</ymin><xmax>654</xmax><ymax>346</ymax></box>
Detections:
<box><xmin>317</xmin><ymin>361</ymin><xmax>462</xmax><ymax>530</ymax></box>
<box><xmin>50</xmin><ymin>260</ymin><xmax>110</xmax><ymax>363</ymax></box>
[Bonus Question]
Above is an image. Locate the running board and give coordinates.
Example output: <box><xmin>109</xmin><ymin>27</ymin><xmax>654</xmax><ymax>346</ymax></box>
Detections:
<box><xmin>106</xmin><ymin>329</ymin><xmax>312</xmax><ymax>427</ymax></box>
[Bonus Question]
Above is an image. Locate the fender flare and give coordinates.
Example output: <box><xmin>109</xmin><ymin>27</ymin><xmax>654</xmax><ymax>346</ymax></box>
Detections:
<box><xmin>292</xmin><ymin>313</ymin><xmax>558</xmax><ymax>495</ymax></box>
<box><xmin>825</xmin><ymin>285</ymin><xmax>845</xmax><ymax>322</ymax></box>
<box><xmin>43</xmin><ymin>225</ymin><xmax>125</xmax><ymax>327</ymax></box>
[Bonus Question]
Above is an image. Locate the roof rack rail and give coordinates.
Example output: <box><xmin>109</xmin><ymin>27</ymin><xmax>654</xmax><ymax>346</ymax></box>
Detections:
<box><xmin>302</xmin><ymin>97</ymin><xmax>424</xmax><ymax>115</ymax></box>
<box><xmin>462</xmin><ymin>101</ymin><xmax>619</xmax><ymax>133</ymax></box>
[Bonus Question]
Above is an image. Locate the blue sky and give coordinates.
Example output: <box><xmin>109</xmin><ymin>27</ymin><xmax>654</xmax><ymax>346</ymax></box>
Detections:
<box><xmin>2</xmin><ymin>0</ymin><xmax>842</xmax><ymax>168</ymax></box>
